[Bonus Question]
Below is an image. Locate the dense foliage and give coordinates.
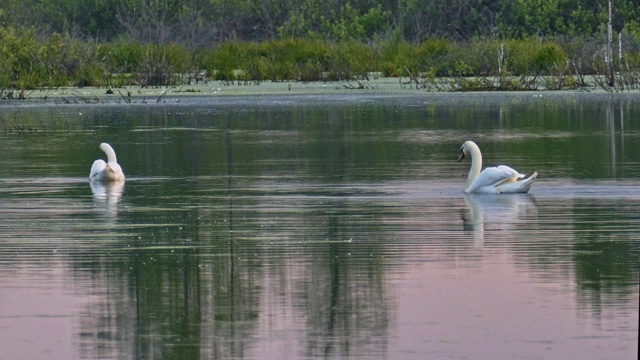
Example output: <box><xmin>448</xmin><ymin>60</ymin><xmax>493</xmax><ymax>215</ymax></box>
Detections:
<box><xmin>1</xmin><ymin>0</ymin><xmax>639</xmax><ymax>42</ymax></box>
<box><xmin>0</xmin><ymin>0</ymin><xmax>639</xmax><ymax>92</ymax></box>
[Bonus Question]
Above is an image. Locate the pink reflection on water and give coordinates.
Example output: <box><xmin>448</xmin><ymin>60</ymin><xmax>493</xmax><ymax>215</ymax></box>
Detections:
<box><xmin>0</xmin><ymin>261</ymin><xmax>83</xmax><ymax>360</ymax></box>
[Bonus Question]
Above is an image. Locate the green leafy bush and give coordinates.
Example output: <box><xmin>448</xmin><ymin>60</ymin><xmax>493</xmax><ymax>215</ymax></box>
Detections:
<box><xmin>326</xmin><ymin>41</ymin><xmax>374</xmax><ymax>80</ymax></box>
<box><xmin>415</xmin><ymin>38</ymin><xmax>451</xmax><ymax>76</ymax></box>
<box><xmin>103</xmin><ymin>40</ymin><xmax>144</xmax><ymax>73</ymax></box>
<box><xmin>379</xmin><ymin>37</ymin><xmax>416</xmax><ymax>77</ymax></box>
<box><xmin>532</xmin><ymin>42</ymin><xmax>567</xmax><ymax>74</ymax></box>
<box><xmin>204</xmin><ymin>41</ymin><xmax>245</xmax><ymax>81</ymax></box>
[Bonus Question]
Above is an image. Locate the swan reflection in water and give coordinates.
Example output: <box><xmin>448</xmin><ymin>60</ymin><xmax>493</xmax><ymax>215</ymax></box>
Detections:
<box><xmin>462</xmin><ymin>194</ymin><xmax>538</xmax><ymax>247</ymax></box>
<box><xmin>90</xmin><ymin>180</ymin><xmax>125</xmax><ymax>219</ymax></box>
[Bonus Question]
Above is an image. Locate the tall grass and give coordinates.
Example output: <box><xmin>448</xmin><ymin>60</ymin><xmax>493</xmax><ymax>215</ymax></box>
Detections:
<box><xmin>1</xmin><ymin>26</ymin><xmax>640</xmax><ymax>92</ymax></box>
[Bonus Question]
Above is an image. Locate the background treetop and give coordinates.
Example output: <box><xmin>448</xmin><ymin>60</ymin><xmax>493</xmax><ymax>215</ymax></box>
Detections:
<box><xmin>1</xmin><ymin>0</ymin><xmax>638</xmax><ymax>44</ymax></box>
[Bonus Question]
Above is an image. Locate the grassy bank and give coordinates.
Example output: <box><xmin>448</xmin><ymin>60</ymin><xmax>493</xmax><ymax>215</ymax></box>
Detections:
<box><xmin>8</xmin><ymin>75</ymin><xmax>627</xmax><ymax>105</ymax></box>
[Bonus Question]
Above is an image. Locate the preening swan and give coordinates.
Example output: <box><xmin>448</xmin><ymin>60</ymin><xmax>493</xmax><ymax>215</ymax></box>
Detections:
<box><xmin>89</xmin><ymin>143</ymin><xmax>125</xmax><ymax>181</ymax></box>
<box><xmin>457</xmin><ymin>140</ymin><xmax>537</xmax><ymax>194</ymax></box>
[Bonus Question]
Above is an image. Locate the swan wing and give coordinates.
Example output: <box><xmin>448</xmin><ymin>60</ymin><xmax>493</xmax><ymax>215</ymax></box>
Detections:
<box><xmin>467</xmin><ymin>165</ymin><xmax>522</xmax><ymax>192</ymax></box>
<box><xmin>90</xmin><ymin>159</ymin><xmax>107</xmax><ymax>180</ymax></box>
<box><xmin>494</xmin><ymin>165</ymin><xmax>524</xmax><ymax>181</ymax></box>
<box><xmin>466</xmin><ymin>166</ymin><xmax>534</xmax><ymax>194</ymax></box>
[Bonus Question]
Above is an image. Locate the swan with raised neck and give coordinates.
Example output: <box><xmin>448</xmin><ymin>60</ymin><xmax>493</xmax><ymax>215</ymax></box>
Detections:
<box><xmin>90</xmin><ymin>143</ymin><xmax>125</xmax><ymax>182</ymax></box>
<box><xmin>458</xmin><ymin>140</ymin><xmax>537</xmax><ymax>194</ymax></box>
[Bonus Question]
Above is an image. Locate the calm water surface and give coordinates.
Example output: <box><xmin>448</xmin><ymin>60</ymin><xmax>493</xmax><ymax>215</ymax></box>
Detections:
<box><xmin>0</xmin><ymin>93</ymin><xmax>638</xmax><ymax>359</ymax></box>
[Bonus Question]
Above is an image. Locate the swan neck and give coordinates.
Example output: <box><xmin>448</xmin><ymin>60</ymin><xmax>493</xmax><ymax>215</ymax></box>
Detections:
<box><xmin>100</xmin><ymin>143</ymin><xmax>118</xmax><ymax>163</ymax></box>
<box><xmin>466</xmin><ymin>143</ymin><xmax>482</xmax><ymax>188</ymax></box>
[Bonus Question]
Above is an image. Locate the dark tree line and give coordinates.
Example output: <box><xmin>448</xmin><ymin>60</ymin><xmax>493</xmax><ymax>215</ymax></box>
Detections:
<box><xmin>1</xmin><ymin>0</ymin><xmax>640</xmax><ymax>92</ymax></box>
<box><xmin>1</xmin><ymin>0</ymin><xmax>639</xmax><ymax>44</ymax></box>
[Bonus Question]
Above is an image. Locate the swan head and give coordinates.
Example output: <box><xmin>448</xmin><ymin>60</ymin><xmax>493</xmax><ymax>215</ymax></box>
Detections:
<box><xmin>457</xmin><ymin>141</ymin><xmax>475</xmax><ymax>162</ymax></box>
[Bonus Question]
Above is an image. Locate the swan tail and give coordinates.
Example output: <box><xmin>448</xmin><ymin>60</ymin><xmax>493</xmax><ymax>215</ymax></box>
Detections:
<box><xmin>518</xmin><ymin>172</ymin><xmax>538</xmax><ymax>193</ymax></box>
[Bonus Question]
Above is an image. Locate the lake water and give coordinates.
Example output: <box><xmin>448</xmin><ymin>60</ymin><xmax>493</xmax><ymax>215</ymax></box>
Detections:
<box><xmin>0</xmin><ymin>92</ymin><xmax>638</xmax><ymax>360</ymax></box>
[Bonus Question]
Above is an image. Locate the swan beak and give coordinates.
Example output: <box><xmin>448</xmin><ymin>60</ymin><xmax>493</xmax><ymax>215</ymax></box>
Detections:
<box><xmin>457</xmin><ymin>150</ymin><xmax>465</xmax><ymax>162</ymax></box>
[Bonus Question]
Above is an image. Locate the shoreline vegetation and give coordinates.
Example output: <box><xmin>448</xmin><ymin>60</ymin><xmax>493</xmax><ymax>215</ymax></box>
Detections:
<box><xmin>2</xmin><ymin>74</ymin><xmax>636</xmax><ymax>105</ymax></box>
<box><xmin>1</xmin><ymin>0</ymin><xmax>640</xmax><ymax>100</ymax></box>
<box><xmin>1</xmin><ymin>33</ymin><xmax>639</xmax><ymax>102</ymax></box>
<box><xmin>0</xmin><ymin>74</ymin><xmax>633</xmax><ymax>107</ymax></box>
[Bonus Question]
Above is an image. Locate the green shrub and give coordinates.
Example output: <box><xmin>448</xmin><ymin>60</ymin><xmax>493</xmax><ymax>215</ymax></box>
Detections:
<box><xmin>506</xmin><ymin>38</ymin><xmax>539</xmax><ymax>75</ymax></box>
<box><xmin>75</xmin><ymin>63</ymin><xmax>107</xmax><ymax>87</ymax></box>
<box><xmin>250</xmin><ymin>39</ymin><xmax>329</xmax><ymax>81</ymax></box>
<box><xmin>532</xmin><ymin>42</ymin><xmax>567</xmax><ymax>74</ymax></box>
<box><xmin>298</xmin><ymin>60</ymin><xmax>324</xmax><ymax>81</ymax></box>
<box><xmin>134</xmin><ymin>44</ymin><xmax>188</xmax><ymax>86</ymax></box>
<box><xmin>326</xmin><ymin>41</ymin><xmax>374</xmax><ymax>80</ymax></box>
<box><xmin>0</xmin><ymin>27</ymin><xmax>39</xmax><ymax>87</ymax></box>
<box><xmin>415</xmin><ymin>38</ymin><xmax>451</xmax><ymax>75</ymax></box>
<box><xmin>104</xmin><ymin>40</ymin><xmax>144</xmax><ymax>73</ymax></box>
<box><xmin>447</xmin><ymin>38</ymin><xmax>500</xmax><ymax>76</ymax></box>
<box><xmin>164</xmin><ymin>43</ymin><xmax>191</xmax><ymax>75</ymax></box>
<box><xmin>204</xmin><ymin>41</ymin><xmax>245</xmax><ymax>81</ymax></box>
<box><xmin>507</xmin><ymin>39</ymin><xmax>567</xmax><ymax>75</ymax></box>
<box><xmin>380</xmin><ymin>38</ymin><xmax>416</xmax><ymax>77</ymax></box>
